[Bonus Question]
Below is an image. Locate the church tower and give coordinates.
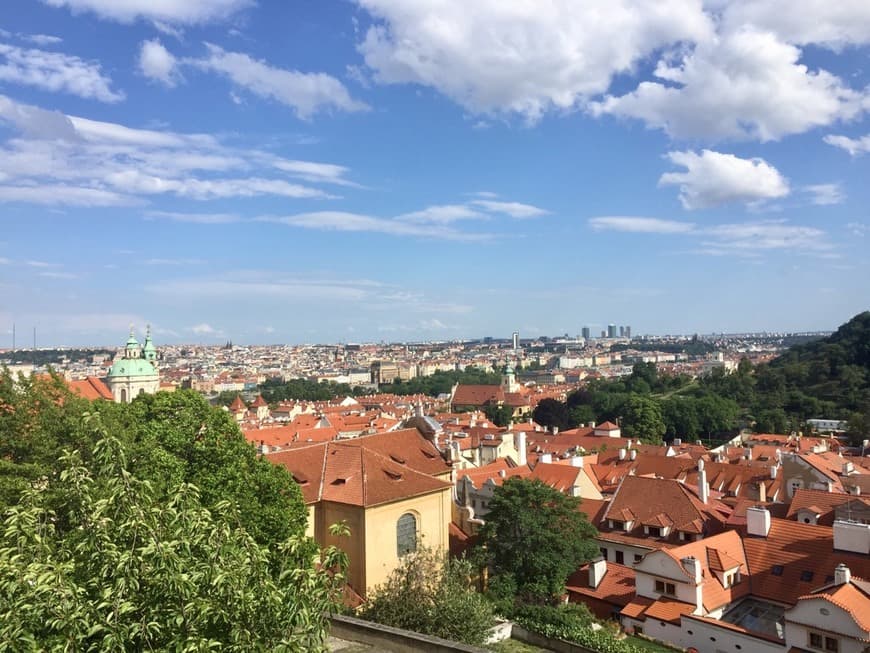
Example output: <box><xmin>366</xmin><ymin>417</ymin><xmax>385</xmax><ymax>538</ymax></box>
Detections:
<box><xmin>105</xmin><ymin>325</ymin><xmax>160</xmax><ymax>403</ymax></box>
<box><xmin>501</xmin><ymin>364</ymin><xmax>520</xmax><ymax>394</ymax></box>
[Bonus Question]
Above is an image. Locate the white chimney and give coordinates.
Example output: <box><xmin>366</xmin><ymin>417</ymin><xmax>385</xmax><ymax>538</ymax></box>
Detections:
<box><xmin>618</xmin><ymin>448</ymin><xmax>627</xmax><ymax>461</ymax></box>
<box><xmin>770</xmin><ymin>465</ymin><xmax>778</xmax><ymax>479</ymax></box>
<box><xmin>589</xmin><ymin>421</ymin><xmax>596</xmax><ymax>428</ymax></box>
<box><xmin>415</xmin><ymin>402</ymin><xmax>423</xmax><ymax>418</ymax></box>
<box><xmin>673</xmin><ymin>438</ymin><xmax>682</xmax><ymax>446</ymax></box>
<box><xmin>499</xmin><ymin>469</ymin><xmax>507</xmax><ymax>478</ymax></box>
<box><xmin>775</xmin><ymin>448</ymin><xmax>782</xmax><ymax>463</ymax></box>
<box><xmin>842</xmin><ymin>461</ymin><xmax>854</xmax><ymax>476</ymax></box>
<box><xmin>833</xmin><ymin>520</ymin><xmax>870</xmax><ymax>555</ymax></box>
<box><xmin>630</xmin><ymin>449</ymin><xmax>637</xmax><ymax>461</ymax></box>
<box><xmin>540</xmin><ymin>452</ymin><xmax>553</xmax><ymax>464</ymax></box>
<box><xmin>516</xmin><ymin>431</ymin><xmax>527</xmax><ymax>467</ymax></box>
<box><xmin>570</xmin><ymin>455</ymin><xmax>584</xmax><ymax>468</ymax></box>
<box><xmin>698</xmin><ymin>461</ymin><xmax>709</xmax><ymax>504</ymax></box>
<box><xmin>681</xmin><ymin>556</ymin><xmax>702</xmax><ymax>583</ymax></box>
<box><xmin>552</xmin><ymin>426</ymin><xmax>559</xmax><ymax>435</ymax></box>
<box><xmin>746</xmin><ymin>506</ymin><xmax>771</xmax><ymax>537</ymax></box>
<box><xmin>834</xmin><ymin>563</ymin><xmax>851</xmax><ymax>586</ymax></box>
<box><xmin>589</xmin><ymin>557</ymin><xmax>607</xmax><ymax>588</ymax></box>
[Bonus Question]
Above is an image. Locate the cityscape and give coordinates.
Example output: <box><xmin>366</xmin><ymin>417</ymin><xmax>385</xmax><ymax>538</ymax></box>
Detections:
<box><xmin>2</xmin><ymin>1</ymin><xmax>870</xmax><ymax>652</ymax></box>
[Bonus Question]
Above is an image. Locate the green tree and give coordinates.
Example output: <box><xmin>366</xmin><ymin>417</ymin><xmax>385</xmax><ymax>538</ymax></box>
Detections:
<box><xmin>532</xmin><ymin>398</ymin><xmax>570</xmax><ymax>431</ymax></box>
<box><xmin>360</xmin><ymin>547</ymin><xmax>495</xmax><ymax>646</ymax></box>
<box><xmin>622</xmin><ymin>395</ymin><xmax>666</xmax><ymax>444</ymax></box>
<box><xmin>484</xmin><ymin>404</ymin><xmax>514</xmax><ymax>427</ymax></box>
<box><xmin>478</xmin><ymin>478</ymin><xmax>598</xmax><ymax>604</ymax></box>
<box><xmin>0</xmin><ymin>423</ymin><xmax>347</xmax><ymax>652</ymax></box>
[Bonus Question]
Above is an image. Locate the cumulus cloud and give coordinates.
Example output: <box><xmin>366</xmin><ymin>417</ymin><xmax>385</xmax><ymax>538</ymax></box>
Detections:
<box><xmin>356</xmin><ymin>0</ymin><xmax>712</xmax><ymax>121</ymax></box>
<box><xmin>593</xmin><ymin>29</ymin><xmax>863</xmax><ymax>141</ymax></box>
<box><xmin>659</xmin><ymin>149</ymin><xmax>790</xmax><ymax>210</ymax></box>
<box><xmin>824</xmin><ymin>133</ymin><xmax>870</xmax><ymax>156</ymax></box>
<box><xmin>138</xmin><ymin>39</ymin><xmax>179</xmax><ymax>86</ymax></box>
<box><xmin>189</xmin><ymin>323</ymin><xmax>219</xmax><ymax>335</ymax></box>
<box><xmin>589</xmin><ymin>217</ymin><xmax>695</xmax><ymax>233</ymax></box>
<box><xmin>191</xmin><ymin>43</ymin><xmax>369</xmax><ymax>119</ymax></box>
<box><xmin>41</xmin><ymin>0</ymin><xmax>252</xmax><ymax>25</ymax></box>
<box><xmin>398</xmin><ymin>204</ymin><xmax>485</xmax><ymax>224</ymax></box>
<box><xmin>0</xmin><ymin>42</ymin><xmax>123</xmax><ymax>102</ymax></box>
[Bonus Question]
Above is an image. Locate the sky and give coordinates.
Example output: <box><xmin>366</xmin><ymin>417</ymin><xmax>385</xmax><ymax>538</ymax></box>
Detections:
<box><xmin>0</xmin><ymin>0</ymin><xmax>869</xmax><ymax>347</ymax></box>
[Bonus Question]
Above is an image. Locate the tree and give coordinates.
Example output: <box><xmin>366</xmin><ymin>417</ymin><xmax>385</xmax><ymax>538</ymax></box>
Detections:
<box><xmin>484</xmin><ymin>404</ymin><xmax>514</xmax><ymax>427</ymax></box>
<box><xmin>532</xmin><ymin>398</ymin><xmax>570</xmax><ymax>431</ymax></box>
<box><xmin>0</xmin><ymin>422</ymin><xmax>348</xmax><ymax>652</ymax></box>
<box><xmin>478</xmin><ymin>478</ymin><xmax>598</xmax><ymax>604</ymax></box>
<box><xmin>622</xmin><ymin>395</ymin><xmax>665</xmax><ymax>444</ymax></box>
<box><xmin>360</xmin><ymin>547</ymin><xmax>495</xmax><ymax>646</ymax></box>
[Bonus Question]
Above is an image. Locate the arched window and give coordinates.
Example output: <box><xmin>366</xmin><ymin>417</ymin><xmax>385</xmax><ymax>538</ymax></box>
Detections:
<box><xmin>396</xmin><ymin>513</ymin><xmax>417</xmax><ymax>556</ymax></box>
<box><xmin>120</xmin><ymin>388</ymin><xmax>127</xmax><ymax>403</ymax></box>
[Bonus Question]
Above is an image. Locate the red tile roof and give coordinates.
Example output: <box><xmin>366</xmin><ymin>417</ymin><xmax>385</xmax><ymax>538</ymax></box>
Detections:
<box><xmin>66</xmin><ymin>376</ymin><xmax>113</xmax><ymax>401</ymax></box>
<box><xmin>566</xmin><ymin>562</ymin><xmax>636</xmax><ymax>607</ymax></box>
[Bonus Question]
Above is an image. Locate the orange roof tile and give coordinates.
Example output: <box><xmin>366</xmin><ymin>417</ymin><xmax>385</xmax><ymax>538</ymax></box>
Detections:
<box><xmin>66</xmin><ymin>376</ymin><xmax>113</xmax><ymax>401</ymax></box>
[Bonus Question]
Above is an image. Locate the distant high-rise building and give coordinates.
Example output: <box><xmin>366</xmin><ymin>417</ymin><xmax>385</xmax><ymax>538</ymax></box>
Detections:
<box><xmin>601</xmin><ymin>330</ymin><xmax>606</xmax><ymax>338</ymax></box>
<box><xmin>581</xmin><ymin>326</ymin><xmax>591</xmax><ymax>340</ymax></box>
<box><xmin>625</xmin><ymin>325</ymin><xmax>632</xmax><ymax>338</ymax></box>
<box><xmin>512</xmin><ymin>331</ymin><xmax>519</xmax><ymax>350</ymax></box>
<box><xmin>619</xmin><ymin>326</ymin><xmax>625</xmax><ymax>337</ymax></box>
<box><xmin>607</xmin><ymin>323</ymin><xmax>617</xmax><ymax>338</ymax></box>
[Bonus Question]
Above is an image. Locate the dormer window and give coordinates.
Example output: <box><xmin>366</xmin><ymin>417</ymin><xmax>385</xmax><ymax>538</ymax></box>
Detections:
<box><xmin>654</xmin><ymin>580</ymin><xmax>676</xmax><ymax>596</ymax></box>
<box><xmin>647</xmin><ymin>526</ymin><xmax>662</xmax><ymax>537</ymax></box>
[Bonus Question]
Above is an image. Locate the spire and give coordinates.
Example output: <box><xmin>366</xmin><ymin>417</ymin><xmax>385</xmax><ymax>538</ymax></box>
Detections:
<box><xmin>143</xmin><ymin>323</ymin><xmax>157</xmax><ymax>361</ymax></box>
<box><xmin>125</xmin><ymin>324</ymin><xmax>141</xmax><ymax>358</ymax></box>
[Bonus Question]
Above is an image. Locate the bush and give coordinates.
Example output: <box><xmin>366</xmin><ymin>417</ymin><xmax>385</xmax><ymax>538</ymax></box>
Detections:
<box><xmin>360</xmin><ymin>547</ymin><xmax>495</xmax><ymax>646</ymax></box>
<box><xmin>512</xmin><ymin>602</ymin><xmax>647</xmax><ymax>653</ymax></box>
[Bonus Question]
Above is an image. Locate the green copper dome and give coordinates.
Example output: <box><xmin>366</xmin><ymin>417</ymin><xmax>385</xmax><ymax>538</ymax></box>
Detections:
<box><xmin>108</xmin><ymin>357</ymin><xmax>157</xmax><ymax>378</ymax></box>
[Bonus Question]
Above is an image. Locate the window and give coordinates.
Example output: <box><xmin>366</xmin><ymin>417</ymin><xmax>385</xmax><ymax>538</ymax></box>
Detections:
<box><xmin>648</xmin><ymin>526</ymin><xmax>661</xmax><ymax>537</ymax></box>
<box><xmin>634</xmin><ymin>554</ymin><xmax>643</xmax><ymax>564</ymax></box>
<box><xmin>771</xmin><ymin>565</ymin><xmax>784</xmax><ymax>576</ymax></box>
<box><xmin>600</xmin><ymin>548</ymin><xmax>608</xmax><ymax>560</ymax></box>
<box><xmin>654</xmin><ymin>580</ymin><xmax>676</xmax><ymax>596</ymax></box>
<box><xmin>396</xmin><ymin>513</ymin><xmax>417</xmax><ymax>557</ymax></box>
<box><xmin>800</xmin><ymin>570</ymin><xmax>814</xmax><ymax>582</ymax></box>
<box><xmin>615</xmin><ymin>551</ymin><xmax>624</xmax><ymax>564</ymax></box>
<box><xmin>808</xmin><ymin>632</ymin><xmax>839</xmax><ymax>652</ymax></box>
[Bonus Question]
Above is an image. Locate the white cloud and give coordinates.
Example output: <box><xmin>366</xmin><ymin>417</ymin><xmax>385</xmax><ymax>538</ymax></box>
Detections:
<box><xmin>0</xmin><ymin>94</ymin><xmax>352</xmax><ymax>207</ymax></box>
<box><xmin>471</xmin><ymin>200</ymin><xmax>548</xmax><ymax>218</ymax></box>
<box><xmin>804</xmin><ymin>183</ymin><xmax>845</xmax><ymax>205</ymax></box>
<box><xmin>189</xmin><ymin>323</ymin><xmax>218</xmax><ymax>335</ymax></box>
<box><xmin>0</xmin><ymin>184</ymin><xmax>138</xmax><ymax>206</ymax></box>
<box><xmin>262</xmin><ymin>211</ymin><xmax>490</xmax><ymax>241</ymax></box>
<box><xmin>847</xmin><ymin>222</ymin><xmax>867</xmax><ymax>237</ymax></box>
<box><xmin>138</xmin><ymin>39</ymin><xmax>179</xmax><ymax>87</ymax></box>
<box><xmin>39</xmin><ymin>270</ymin><xmax>78</xmax><ymax>279</ymax></box>
<box><xmin>146</xmin><ymin>211</ymin><xmax>241</xmax><ymax>224</ymax></box>
<box><xmin>592</xmin><ymin>28</ymin><xmax>863</xmax><ymax>141</ymax></box>
<box><xmin>356</xmin><ymin>0</ymin><xmax>712</xmax><ymax>121</ymax></box>
<box><xmin>659</xmin><ymin>149</ymin><xmax>790</xmax><ymax>210</ymax></box>
<box><xmin>398</xmin><ymin>204</ymin><xmax>485</xmax><ymax>224</ymax></box>
<box><xmin>720</xmin><ymin>1</ymin><xmax>870</xmax><ymax>48</ymax></box>
<box><xmin>824</xmin><ymin>133</ymin><xmax>870</xmax><ymax>156</ymax></box>
<box><xmin>589</xmin><ymin>215</ymin><xmax>835</xmax><ymax>256</ymax></box>
<box><xmin>191</xmin><ymin>43</ymin><xmax>369</xmax><ymax>119</ymax></box>
<box><xmin>0</xmin><ymin>42</ymin><xmax>123</xmax><ymax>102</ymax></box>
<box><xmin>23</xmin><ymin>34</ymin><xmax>63</xmax><ymax>46</ymax></box>
<box><xmin>588</xmin><ymin>216</ymin><xmax>696</xmax><ymax>233</ymax></box>
<box><xmin>41</xmin><ymin>0</ymin><xmax>252</xmax><ymax>25</ymax></box>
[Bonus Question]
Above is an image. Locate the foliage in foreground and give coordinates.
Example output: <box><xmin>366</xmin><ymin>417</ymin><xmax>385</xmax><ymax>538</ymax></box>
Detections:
<box><xmin>0</xmin><ymin>421</ymin><xmax>348</xmax><ymax>652</ymax></box>
<box><xmin>478</xmin><ymin>478</ymin><xmax>598</xmax><ymax>604</ymax></box>
<box><xmin>360</xmin><ymin>547</ymin><xmax>495</xmax><ymax>646</ymax></box>
<box><xmin>511</xmin><ymin>603</ymin><xmax>648</xmax><ymax>653</ymax></box>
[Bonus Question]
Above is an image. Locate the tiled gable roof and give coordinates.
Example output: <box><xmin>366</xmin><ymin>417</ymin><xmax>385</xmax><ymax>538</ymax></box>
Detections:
<box><xmin>66</xmin><ymin>376</ymin><xmax>113</xmax><ymax>401</ymax></box>
<box><xmin>787</xmin><ymin>487</ymin><xmax>866</xmax><ymax>526</ymax></box>
<box><xmin>797</xmin><ymin>579</ymin><xmax>870</xmax><ymax>632</ymax></box>
<box><xmin>566</xmin><ymin>562</ymin><xmax>636</xmax><ymax>607</ymax></box>
<box><xmin>452</xmin><ymin>384</ymin><xmax>504</xmax><ymax>406</ymax></box>
<box><xmin>342</xmin><ymin>428</ymin><xmax>451</xmax><ymax>477</ymax></box>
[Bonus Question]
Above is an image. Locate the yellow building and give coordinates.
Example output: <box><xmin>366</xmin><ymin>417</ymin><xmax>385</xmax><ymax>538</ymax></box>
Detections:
<box><xmin>269</xmin><ymin>428</ymin><xmax>453</xmax><ymax>596</ymax></box>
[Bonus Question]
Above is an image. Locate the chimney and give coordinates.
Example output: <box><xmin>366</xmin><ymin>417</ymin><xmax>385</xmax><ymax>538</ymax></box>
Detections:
<box><xmin>552</xmin><ymin>426</ymin><xmax>559</xmax><ymax>435</ymax></box>
<box><xmin>698</xmin><ymin>458</ymin><xmax>709</xmax><ymax>504</ymax></box>
<box><xmin>589</xmin><ymin>421</ymin><xmax>596</xmax><ymax>428</ymax></box>
<box><xmin>673</xmin><ymin>438</ymin><xmax>682</xmax><ymax>446</ymax></box>
<box><xmin>681</xmin><ymin>556</ymin><xmax>702</xmax><ymax>583</ymax></box>
<box><xmin>499</xmin><ymin>469</ymin><xmax>507</xmax><ymax>478</ymax></box>
<box><xmin>540</xmin><ymin>452</ymin><xmax>553</xmax><ymax>465</ymax></box>
<box><xmin>744</xmin><ymin>447</ymin><xmax>752</xmax><ymax>461</ymax></box>
<box><xmin>415</xmin><ymin>402</ymin><xmax>423</xmax><ymax>418</ymax></box>
<box><xmin>629</xmin><ymin>449</ymin><xmax>637</xmax><ymax>461</ymax></box>
<box><xmin>833</xmin><ymin>520</ymin><xmax>870</xmax><ymax>555</ymax></box>
<box><xmin>842</xmin><ymin>461</ymin><xmax>854</xmax><ymax>476</ymax></box>
<box><xmin>618</xmin><ymin>448</ymin><xmax>627</xmax><ymax>461</ymax></box>
<box><xmin>834</xmin><ymin>563</ymin><xmax>851</xmax><ymax>586</ymax></box>
<box><xmin>570</xmin><ymin>455</ymin><xmax>584</xmax><ymax>468</ymax></box>
<box><xmin>770</xmin><ymin>465</ymin><xmax>778</xmax><ymax>479</ymax></box>
<box><xmin>758</xmin><ymin>480</ymin><xmax>767</xmax><ymax>503</ymax></box>
<box><xmin>516</xmin><ymin>431</ymin><xmax>527</xmax><ymax>467</ymax></box>
<box><xmin>746</xmin><ymin>506</ymin><xmax>771</xmax><ymax>537</ymax></box>
<box><xmin>589</xmin><ymin>557</ymin><xmax>607</xmax><ymax>589</ymax></box>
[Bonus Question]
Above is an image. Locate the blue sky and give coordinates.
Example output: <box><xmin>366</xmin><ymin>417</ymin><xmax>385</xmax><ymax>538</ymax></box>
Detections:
<box><xmin>1</xmin><ymin>0</ymin><xmax>869</xmax><ymax>346</ymax></box>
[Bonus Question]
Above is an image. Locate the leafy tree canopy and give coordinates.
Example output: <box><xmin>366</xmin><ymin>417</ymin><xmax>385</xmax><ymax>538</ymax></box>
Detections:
<box><xmin>478</xmin><ymin>478</ymin><xmax>598</xmax><ymax>604</ymax></box>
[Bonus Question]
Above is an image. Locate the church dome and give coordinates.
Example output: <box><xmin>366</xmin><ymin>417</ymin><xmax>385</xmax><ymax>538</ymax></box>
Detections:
<box><xmin>108</xmin><ymin>357</ymin><xmax>157</xmax><ymax>378</ymax></box>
